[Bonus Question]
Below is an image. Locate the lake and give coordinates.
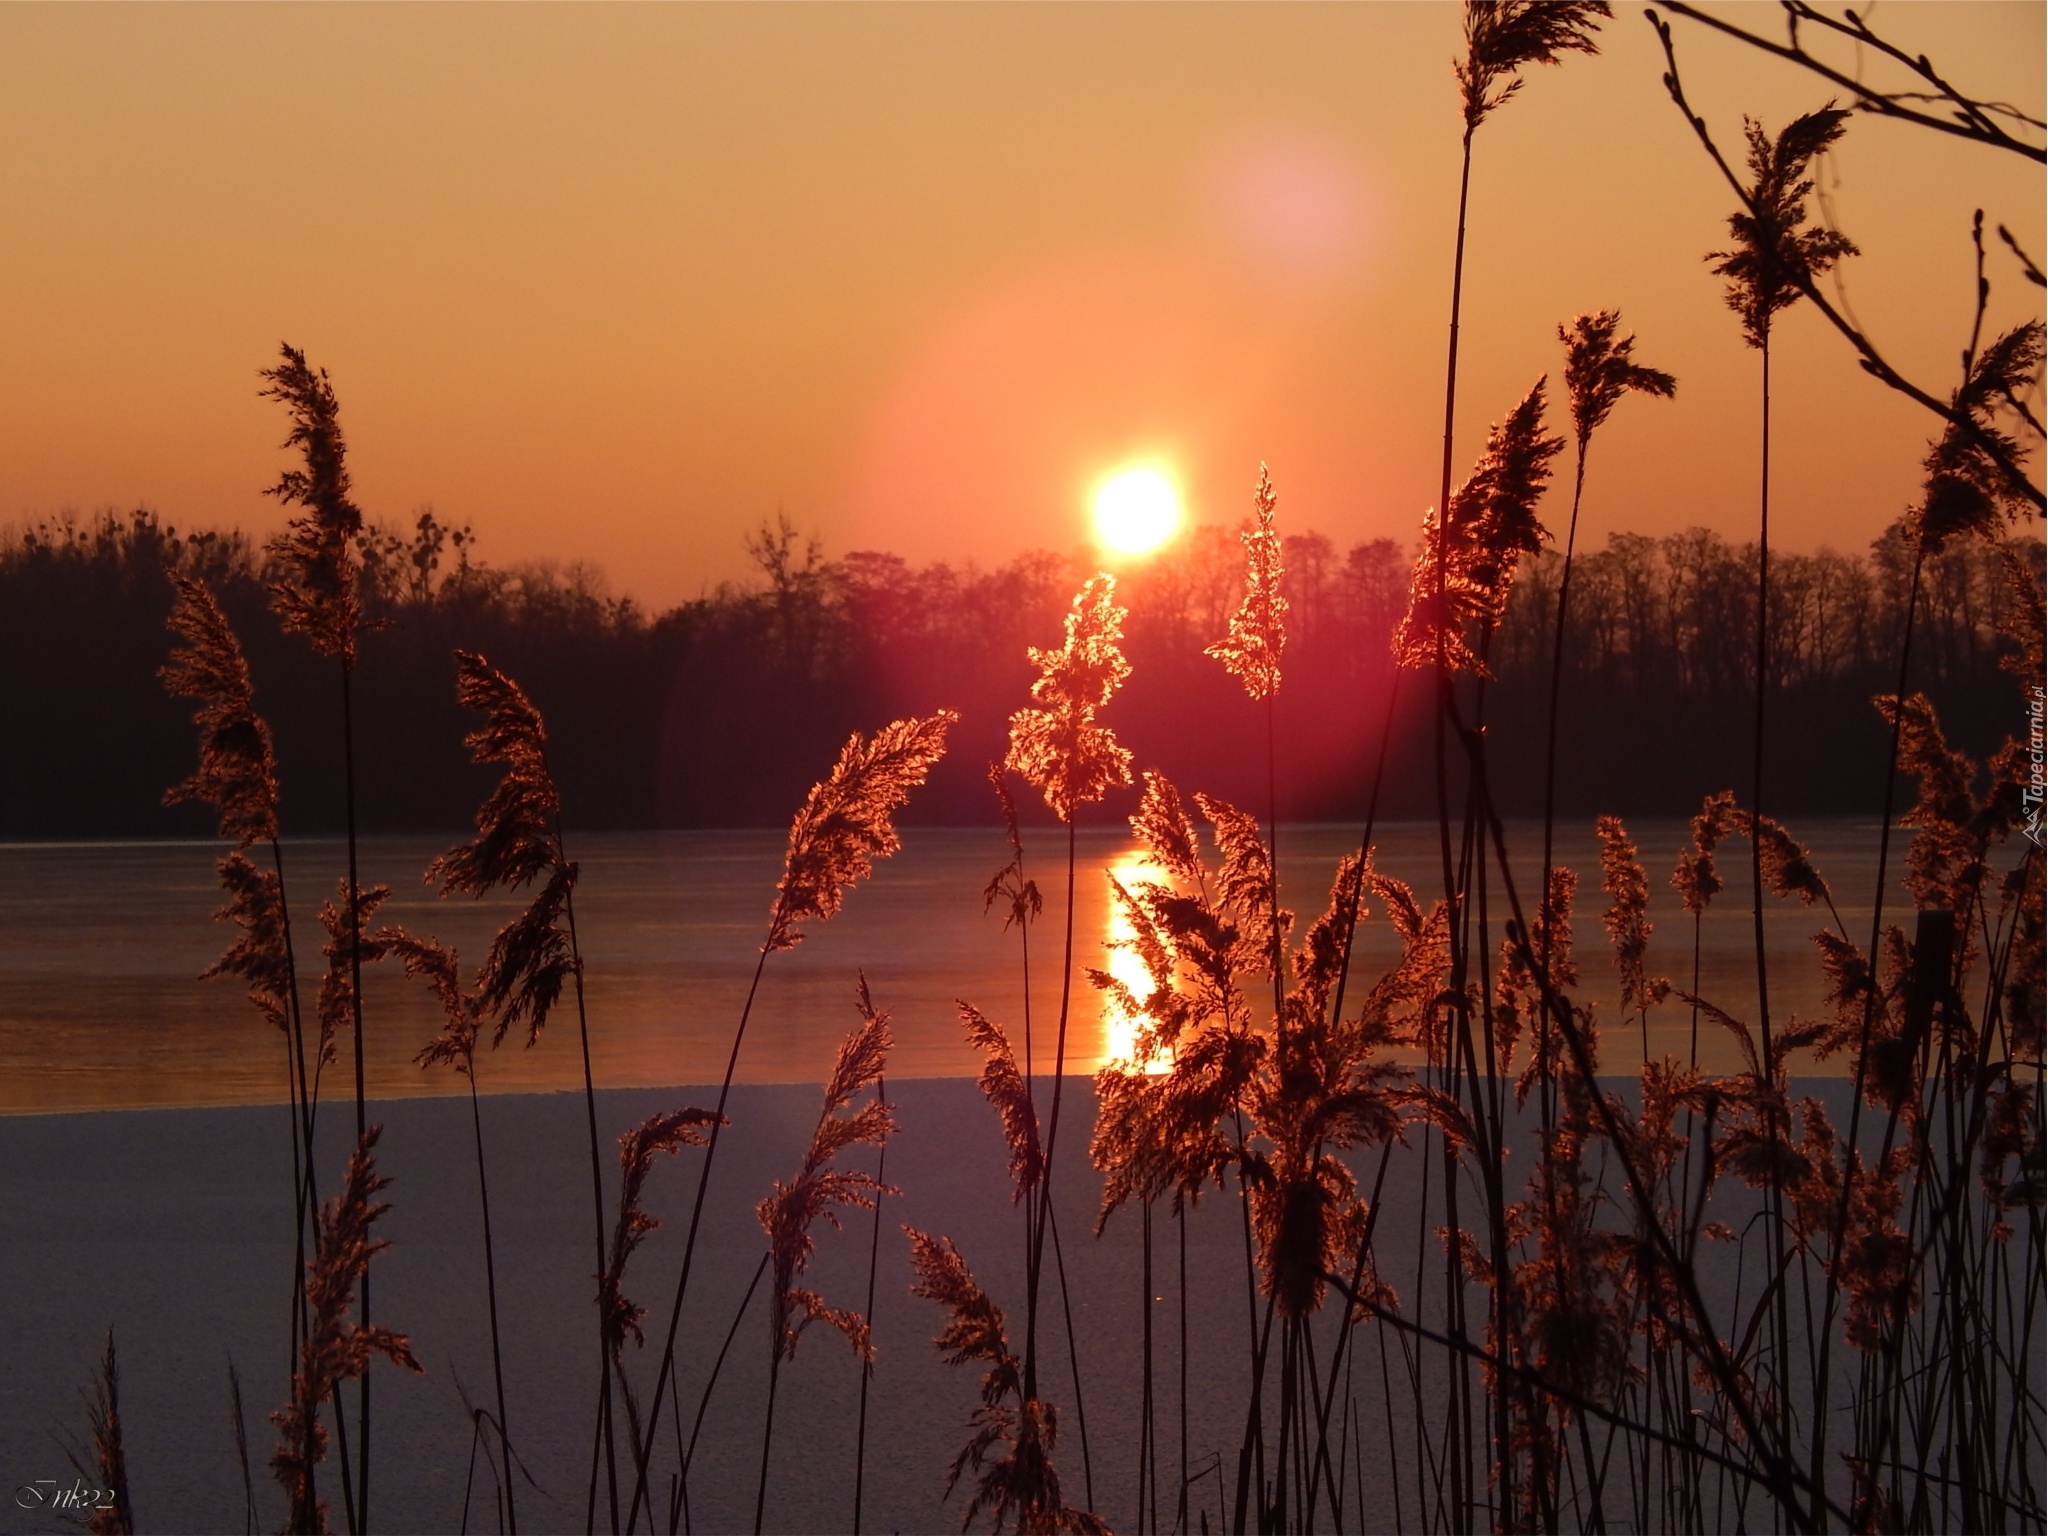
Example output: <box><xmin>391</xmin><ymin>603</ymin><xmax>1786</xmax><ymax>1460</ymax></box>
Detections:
<box><xmin>0</xmin><ymin>817</ymin><xmax>1906</xmax><ymax>1113</ymax></box>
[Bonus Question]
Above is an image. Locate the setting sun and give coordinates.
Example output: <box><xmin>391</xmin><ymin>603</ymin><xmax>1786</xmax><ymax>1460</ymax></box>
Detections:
<box><xmin>1091</xmin><ymin>464</ymin><xmax>1183</xmax><ymax>556</ymax></box>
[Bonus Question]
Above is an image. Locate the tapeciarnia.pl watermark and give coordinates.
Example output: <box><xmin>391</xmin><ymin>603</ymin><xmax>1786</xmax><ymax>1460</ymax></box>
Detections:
<box><xmin>2025</xmin><ymin>685</ymin><xmax>2045</xmax><ymax>847</ymax></box>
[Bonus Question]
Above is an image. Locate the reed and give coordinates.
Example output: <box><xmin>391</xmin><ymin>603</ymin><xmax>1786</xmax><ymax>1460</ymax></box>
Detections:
<box><xmin>1002</xmin><ymin>574</ymin><xmax>1134</xmax><ymax>1430</ymax></box>
<box><xmin>62</xmin><ymin>1331</ymin><xmax>133</xmax><ymax>1536</ymax></box>
<box><xmin>906</xmin><ymin>1228</ymin><xmax>1109</xmax><ymax>1536</ymax></box>
<box><xmin>598</xmin><ymin>1106</ymin><xmax>721</xmax><ymax>1525</ymax></box>
<box><xmin>161</xmin><ymin>576</ymin><xmax>324</xmax><ymax>1400</ymax></box>
<box><xmin>378</xmin><ymin>927</ymin><xmax>520</xmax><ymax>1532</ymax></box>
<box><xmin>100</xmin><ymin>11</ymin><xmax>2044</xmax><ymax>1534</ymax></box>
<box><xmin>624</xmin><ymin>709</ymin><xmax>955</xmax><ymax>1532</ymax></box>
<box><xmin>270</xmin><ymin>1128</ymin><xmax>421</xmax><ymax>1536</ymax></box>
<box><xmin>261</xmin><ymin>344</ymin><xmax>382</xmax><ymax>1528</ymax></box>
<box><xmin>424</xmin><ymin>647</ymin><xmax>617</xmax><ymax>1533</ymax></box>
<box><xmin>753</xmin><ymin>977</ymin><xmax>895</xmax><ymax>1533</ymax></box>
<box><xmin>1540</xmin><ymin>315</ymin><xmax>1675</xmax><ymax>1062</ymax></box>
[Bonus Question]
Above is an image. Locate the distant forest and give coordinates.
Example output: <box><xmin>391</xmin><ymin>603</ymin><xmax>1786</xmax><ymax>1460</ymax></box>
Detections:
<box><xmin>3</xmin><ymin>507</ymin><xmax>2039</xmax><ymax>837</ymax></box>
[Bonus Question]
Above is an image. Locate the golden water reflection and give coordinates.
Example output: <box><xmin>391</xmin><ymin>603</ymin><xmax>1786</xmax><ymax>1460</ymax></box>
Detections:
<box><xmin>1100</xmin><ymin>850</ymin><xmax>1174</xmax><ymax>1076</ymax></box>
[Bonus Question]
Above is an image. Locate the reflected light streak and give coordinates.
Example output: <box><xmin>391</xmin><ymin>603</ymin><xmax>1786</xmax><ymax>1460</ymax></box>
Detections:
<box><xmin>1101</xmin><ymin>849</ymin><xmax>1174</xmax><ymax>1076</ymax></box>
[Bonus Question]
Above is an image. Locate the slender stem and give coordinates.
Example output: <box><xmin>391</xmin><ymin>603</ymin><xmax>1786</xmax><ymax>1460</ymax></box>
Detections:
<box><xmin>677</xmin><ymin>1252</ymin><xmax>770</xmax><ymax>1534</ymax></box>
<box><xmin>852</xmin><ymin>1077</ymin><xmax>887</xmax><ymax>1536</ymax></box>
<box><xmin>1025</xmin><ymin>818</ymin><xmax>1080</xmax><ymax>1406</ymax></box>
<box><xmin>1264</xmin><ymin>689</ymin><xmax>1283</xmax><ymax>1040</ymax></box>
<box><xmin>340</xmin><ymin>657</ymin><xmax>369</xmax><ymax>1535</ymax></box>
<box><xmin>467</xmin><ymin>1070</ymin><xmax>515</xmax><ymax>1535</ymax></box>
<box><xmin>1046</xmin><ymin>1195</ymin><xmax>1094</xmax><ymax>1509</ymax></box>
<box><xmin>1461</xmin><ymin>728</ymin><xmax>1824</xmax><ymax>1529</ymax></box>
<box><xmin>1230</xmin><ymin>1293</ymin><xmax>1277</xmax><ymax>1535</ymax></box>
<box><xmin>1538</xmin><ymin>446</ymin><xmax>1591</xmax><ymax>1109</ymax></box>
<box><xmin>269</xmin><ymin>838</ymin><xmax>318</xmax><ymax>1403</ymax></box>
<box><xmin>1140</xmin><ymin>1197</ymin><xmax>1155</xmax><ymax>1535</ymax></box>
<box><xmin>1748</xmin><ymin>334</ymin><xmax>1799</xmax><ymax>1476</ymax></box>
<box><xmin>1816</xmin><ymin>477</ymin><xmax>1930</xmax><ymax>1531</ymax></box>
<box><xmin>628</xmin><ymin>940</ymin><xmax>776</xmax><ymax>1532</ymax></box>
<box><xmin>558</xmin><ymin>875</ymin><xmax>620</xmax><ymax>1536</ymax></box>
<box><xmin>1177</xmin><ymin>1205</ymin><xmax>1189</xmax><ymax>1536</ymax></box>
<box><xmin>752</xmin><ymin>1332</ymin><xmax>783</xmax><ymax>1536</ymax></box>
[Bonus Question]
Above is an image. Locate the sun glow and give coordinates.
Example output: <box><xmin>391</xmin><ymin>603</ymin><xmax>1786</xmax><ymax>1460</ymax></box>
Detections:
<box><xmin>1091</xmin><ymin>464</ymin><xmax>1183</xmax><ymax>556</ymax></box>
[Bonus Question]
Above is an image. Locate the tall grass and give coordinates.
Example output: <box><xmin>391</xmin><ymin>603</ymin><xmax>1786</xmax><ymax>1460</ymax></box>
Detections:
<box><xmin>624</xmin><ymin>708</ymin><xmax>955</xmax><ymax>1533</ymax></box>
<box><xmin>114</xmin><ymin>8</ymin><xmax>2047</xmax><ymax>1534</ymax></box>
<box><xmin>752</xmin><ymin>979</ymin><xmax>894</xmax><ymax>1534</ymax></box>
<box><xmin>261</xmin><ymin>344</ymin><xmax>384</xmax><ymax>1529</ymax></box>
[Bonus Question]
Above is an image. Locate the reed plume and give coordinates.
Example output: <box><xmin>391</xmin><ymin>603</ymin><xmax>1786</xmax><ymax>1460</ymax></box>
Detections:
<box><xmin>1395</xmin><ymin>379</ymin><xmax>1564</xmax><ymax>674</ymax></box>
<box><xmin>1004</xmin><ymin>577</ymin><xmax>1133</xmax><ymax>823</ymax></box>
<box><xmin>203</xmin><ymin>852</ymin><xmax>301</xmax><ymax>1045</ymax></box>
<box><xmin>1087</xmin><ymin>808</ymin><xmax>1418</xmax><ymax>1531</ymax></box>
<box><xmin>1356</xmin><ymin>872</ymin><xmax>1453</xmax><ymax>1044</ymax></box>
<box><xmin>1875</xmin><ymin>691</ymin><xmax>1987</xmax><ymax>914</ymax></box>
<box><xmin>315</xmin><ymin>879</ymin><xmax>391</xmax><ymax>1078</ymax></box>
<box><xmin>427</xmin><ymin>652</ymin><xmax>582</xmax><ymax>1046</ymax></box>
<box><xmin>1456</xmin><ymin>0</ymin><xmax>1609</xmax><ymax>130</ymax></box>
<box><xmin>1912</xmin><ymin>319</ymin><xmax>2044</xmax><ymax>550</ymax></box>
<box><xmin>1498</xmin><ymin>867</ymin><xmax>1580</xmax><ymax>1101</ymax></box>
<box><xmin>1596</xmin><ymin>816</ymin><xmax>1667</xmax><ymax>1022</ymax></box>
<box><xmin>1128</xmin><ymin>772</ymin><xmax>1204</xmax><ymax>890</ymax></box>
<box><xmin>599</xmin><ymin>1108</ymin><xmax>720</xmax><ymax>1451</ymax></box>
<box><xmin>983</xmin><ymin>765</ymin><xmax>1045</xmax><ymax>937</ymax></box>
<box><xmin>906</xmin><ymin>1230</ymin><xmax>1108</xmax><ymax>1536</ymax></box>
<box><xmin>1996</xmin><ymin>542</ymin><xmax>2047</xmax><ymax>684</ymax></box>
<box><xmin>162</xmin><ymin>563</ymin><xmax>330</xmax><ymax>1487</ymax></box>
<box><xmin>1672</xmin><ymin>790</ymin><xmax>1741</xmax><ymax>917</ymax></box>
<box><xmin>162</xmin><ymin>575</ymin><xmax>278</xmax><ymax>847</ymax></box>
<box><xmin>422</xmin><ymin>646</ymin><xmax>616</xmax><ymax>1531</ymax></box>
<box><xmin>271</xmin><ymin>1128</ymin><xmax>421</xmax><ymax>1536</ymax></box>
<box><xmin>1747</xmin><ymin>809</ymin><xmax>1831</xmax><ymax>910</ymax></box>
<box><xmin>1204</xmin><ymin>464</ymin><xmax>1287</xmax><ymax>701</ymax></box>
<box><xmin>262</xmin><ymin>345</ymin><xmax>364</xmax><ymax>666</ymax></box>
<box><xmin>1087</xmin><ymin>777</ymin><xmax>1266</xmax><ymax>1213</ymax></box>
<box><xmin>382</xmin><ymin>929</ymin><xmax>484</xmax><ymax>1075</ymax></box>
<box><xmin>1246</xmin><ymin>1004</ymin><xmax>1405</xmax><ymax>1321</ymax></box>
<box><xmin>1540</xmin><ymin>315</ymin><xmax>1678</xmax><ymax>988</ymax></box>
<box><xmin>430</xmin><ymin>650</ymin><xmax>561</xmax><ymax>896</ymax></box>
<box><xmin>1560</xmin><ymin>311</ymin><xmax>1678</xmax><ymax>455</ymax></box>
<box><xmin>1504</xmin><ymin>1081</ymin><xmax>1634</xmax><ymax>1524</ymax></box>
<box><xmin>754</xmin><ymin>979</ymin><xmax>896</xmax><ymax>1533</ymax></box>
<box><xmin>1000</xmin><ymin>577</ymin><xmax>1131</xmax><ymax>1447</ymax></box>
<box><xmin>760</xmin><ymin>979</ymin><xmax>896</xmax><ymax>1364</ymax></box>
<box><xmin>1708</xmin><ymin>109</ymin><xmax>1858</xmax><ymax>349</ymax></box>
<box><xmin>1193</xmin><ymin>792</ymin><xmax>1291</xmax><ymax>961</ymax></box>
<box><xmin>63</xmin><ymin>1330</ymin><xmax>133</xmax><ymax>1536</ymax></box>
<box><xmin>961</xmin><ymin>1003</ymin><xmax>1046</xmax><ymax>1203</ymax></box>
<box><xmin>772</xmin><ymin>710</ymin><xmax>961</xmax><ymax>950</ymax></box>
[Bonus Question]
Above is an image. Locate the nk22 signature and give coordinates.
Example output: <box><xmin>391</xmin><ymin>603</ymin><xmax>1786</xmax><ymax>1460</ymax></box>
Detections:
<box><xmin>13</xmin><ymin>1478</ymin><xmax>119</xmax><ymax>1513</ymax></box>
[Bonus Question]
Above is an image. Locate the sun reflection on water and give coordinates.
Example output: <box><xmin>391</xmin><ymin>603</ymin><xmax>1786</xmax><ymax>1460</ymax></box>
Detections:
<box><xmin>1100</xmin><ymin>849</ymin><xmax>1176</xmax><ymax>1076</ymax></box>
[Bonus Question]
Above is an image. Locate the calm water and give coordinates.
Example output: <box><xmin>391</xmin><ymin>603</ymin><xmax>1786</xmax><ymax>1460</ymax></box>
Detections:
<box><xmin>0</xmin><ymin>818</ymin><xmax>1907</xmax><ymax>1112</ymax></box>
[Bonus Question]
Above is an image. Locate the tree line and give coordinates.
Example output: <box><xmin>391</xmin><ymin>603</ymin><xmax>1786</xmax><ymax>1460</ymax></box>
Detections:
<box><xmin>1</xmin><ymin>506</ymin><xmax>2036</xmax><ymax>837</ymax></box>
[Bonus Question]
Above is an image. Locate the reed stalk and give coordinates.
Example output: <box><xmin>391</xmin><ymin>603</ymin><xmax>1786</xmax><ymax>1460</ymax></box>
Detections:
<box><xmin>625</xmin><ymin>712</ymin><xmax>953</xmax><ymax>1532</ymax></box>
<box><xmin>852</xmin><ymin>1074</ymin><xmax>889</xmax><ymax>1536</ymax></box>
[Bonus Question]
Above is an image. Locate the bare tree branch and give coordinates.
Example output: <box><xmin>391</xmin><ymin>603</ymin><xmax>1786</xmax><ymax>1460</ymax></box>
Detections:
<box><xmin>1655</xmin><ymin>1</ymin><xmax>2045</xmax><ymax>161</ymax></box>
<box><xmin>1649</xmin><ymin>9</ymin><xmax>2046</xmax><ymax>511</ymax></box>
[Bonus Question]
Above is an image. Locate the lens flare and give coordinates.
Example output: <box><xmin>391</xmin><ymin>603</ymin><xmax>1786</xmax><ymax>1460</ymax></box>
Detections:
<box><xmin>1092</xmin><ymin>465</ymin><xmax>1182</xmax><ymax>556</ymax></box>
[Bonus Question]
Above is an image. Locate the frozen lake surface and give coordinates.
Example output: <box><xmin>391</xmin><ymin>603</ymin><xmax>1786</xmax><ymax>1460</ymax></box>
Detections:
<box><xmin>1</xmin><ymin>818</ymin><xmax>1901</xmax><ymax>1113</ymax></box>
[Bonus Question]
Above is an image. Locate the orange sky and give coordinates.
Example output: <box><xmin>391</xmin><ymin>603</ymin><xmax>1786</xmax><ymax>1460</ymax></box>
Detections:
<box><xmin>0</xmin><ymin>2</ymin><xmax>2039</xmax><ymax>608</ymax></box>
